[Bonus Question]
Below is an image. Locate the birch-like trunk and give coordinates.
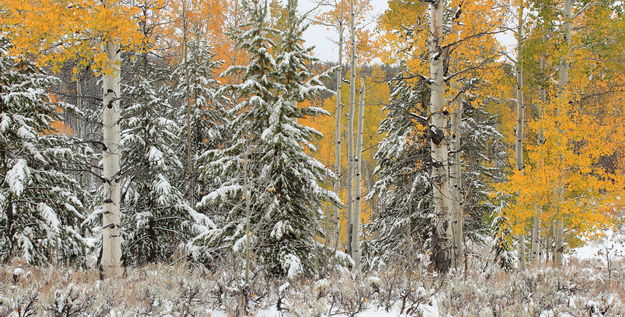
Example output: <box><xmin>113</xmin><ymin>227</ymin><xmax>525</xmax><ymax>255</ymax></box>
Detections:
<box><xmin>352</xmin><ymin>72</ymin><xmax>365</xmax><ymax>273</ymax></box>
<box><xmin>531</xmin><ymin>30</ymin><xmax>548</xmax><ymax>265</ymax></box>
<box><xmin>428</xmin><ymin>0</ymin><xmax>452</xmax><ymax>273</ymax></box>
<box><xmin>345</xmin><ymin>0</ymin><xmax>356</xmax><ymax>255</ymax></box>
<box><xmin>514</xmin><ymin>2</ymin><xmax>527</xmax><ymax>271</ymax></box>
<box><xmin>530</xmin><ymin>219</ymin><xmax>540</xmax><ymax>264</ymax></box>
<box><xmin>450</xmin><ymin>95</ymin><xmax>464</xmax><ymax>270</ymax></box>
<box><xmin>333</xmin><ymin>0</ymin><xmax>345</xmax><ymax>252</ymax></box>
<box><xmin>554</xmin><ymin>0</ymin><xmax>572</xmax><ymax>267</ymax></box>
<box><xmin>554</xmin><ymin>220</ymin><xmax>564</xmax><ymax>265</ymax></box>
<box><xmin>101</xmin><ymin>40</ymin><xmax>122</xmax><ymax>278</ymax></box>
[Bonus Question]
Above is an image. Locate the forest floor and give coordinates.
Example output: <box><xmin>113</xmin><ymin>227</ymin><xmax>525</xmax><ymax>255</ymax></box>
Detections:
<box><xmin>1</xmin><ymin>233</ymin><xmax>624</xmax><ymax>316</ymax></box>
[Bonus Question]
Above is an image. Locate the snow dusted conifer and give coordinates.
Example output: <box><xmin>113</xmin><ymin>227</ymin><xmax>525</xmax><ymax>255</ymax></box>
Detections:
<box><xmin>119</xmin><ymin>51</ymin><xmax>213</xmax><ymax>265</ymax></box>
<box><xmin>0</xmin><ymin>37</ymin><xmax>91</xmax><ymax>264</ymax></box>
<box><xmin>270</xmin><ymin>0</ymin><xmax>342</xmax><ymax>275</ymax></box>
<box><xmin>364</xmin><ymin>77</ymin><xmax>432</xmax><ymax>269</ymax></box>
<box><xmin>461</xmin><ymin>99</ymin><xmax>507</xmax><ymax>240</ymax></box>
<box><xmin>193</xmin><ymin>0</ymin><xmax>340</xmax><ymax>277</ymax></box>
<box><xmin>365</xmin><ymin>76</ymin><xmax>507</xmax><ymax>270</ymax></box>
<box><xmin>171</xmin><ymin>38</ymin><xmax>225</xmax><ymax>204</ymax></box>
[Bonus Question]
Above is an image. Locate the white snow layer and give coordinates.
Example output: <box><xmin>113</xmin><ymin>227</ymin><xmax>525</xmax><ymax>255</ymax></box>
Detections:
<box><xmin>6</xmin><ymin>159</ymin><xmax>29</xmax><ymax>197</ymax></box>
<box><xmin>571</xmin><ymin>229</ymin><xmax>625</xmax><ymax>263</ymax></box>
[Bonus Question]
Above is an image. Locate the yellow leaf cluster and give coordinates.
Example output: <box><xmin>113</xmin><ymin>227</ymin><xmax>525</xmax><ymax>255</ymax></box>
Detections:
<box><xmin>1</xmin><ymin>0</ymin><xmax>142</xmax><ymax>73</ymax></box>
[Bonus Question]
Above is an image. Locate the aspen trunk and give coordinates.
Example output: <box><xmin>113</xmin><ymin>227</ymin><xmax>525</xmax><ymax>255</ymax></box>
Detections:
<box><xmin>428</xmin><ymin>0</ymin><xmax>452</xmax><ymax>273</ymax></box>
<box><xmin>351</xmin><ymin>73</ymin><xmax>365</xmax><ymax>273</ymax></box>
<box><xmin>531</xmin><ymin>30</ymin><xmax>548</xmax><ymax>266</ymax></box>
<box><xmin>543</xmin><ymin>233</ymin><xmax>551</xmax><ymax>264</ymax></box>
<box><xmin>553</xmin><ymin>0</ymin><xmax>572</xmax><ymax>267</ymax></box>
<box><xmin>554</xmin><ymin>220</ymin><xmax>564</xmax><ymax>266</ymax></box>
<box><xmin>514</xmin><ymin>2</ymin><xmax>527</xmax><ymax>271</ymax></box>
<box><xmin>450</xmin><ymin>95</ymin><xmax>464</xmax><ymax>269</ymax></box>
<box><xmin>345</xmin><ymin>0</ymin><xmax>356</xmax><ymax>255</ymax></box>
<box><xmin>333</xmin><ymin>0</ymin><xmax>345</xmax><ymax>252</ymax></box>
<box><xmin>101</xmin><ymin>40</ymin><xmax>122</xmax><ymax>278</ymax></box>
<box><xmin>530</xmin><ymin>218</ymin><xmax>540</xmax><ymax>264</ymax></box>
<box><xmin>518</xmin><ymin>235</ymin><xmax>526</xmax><ymax>270</ymax></box>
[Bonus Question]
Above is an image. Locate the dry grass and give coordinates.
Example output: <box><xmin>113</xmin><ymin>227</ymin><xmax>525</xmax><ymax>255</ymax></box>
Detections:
<box><xmin>1</xmin><ymin>255</ymin><xmax>623</xmax><ymax>316</ymax></box>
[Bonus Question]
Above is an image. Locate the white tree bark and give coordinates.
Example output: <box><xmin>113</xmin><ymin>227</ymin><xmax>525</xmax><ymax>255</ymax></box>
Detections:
<box><xmin>101</xmin><ymin>40</ymin><xmax>122</xmax><ymax>278</ymax></box>
<box><xmin>514</xmin><ymin>1</ymin><xmax>527</xmax><ymax>271</ymax></box>
<box><xmin>518</xmin><ymin>234</ymin><xmax>526</xmax><ymax>270</ymax></box>
<box><xmin>554</xmin><ymin>0</ymin><xmax>572</xmax><ymax>267</ymax></box>
<box><xmin>345</xmin><ymin>0</ymin><xmax>356</xmax><ymax>255</ymax></box>
<box><xmin>530</xmin><ymin>217</ymin><xmax>540</xmax><ymax>264</ymax></box>
<box><xmin>428</xmin><ymin>0</ymin><xmax>453</xmax><ymax>273</ymax></box>
<box><xmin>554</xmin><ymin>220</ymin><xmax>564</xmax><ymax>265</ymax></box>
<box><xmin>450</xmin><ymin>94</ymin><xmax>464</xmax><ymax>270</ymax></box>
<box><xmin>531</xmin><ymin>30</ymin><xmax>548</xmax><ymax>265</ymax></box>
<box><xmin>333</xmin><ymin>0</ymin><xmax>345</xmax><ymax>253</ymax></box>
<box><xmin>352</xmin><ymin>72</ymin><xmax>365</xmax><ymax>273</ymax></box>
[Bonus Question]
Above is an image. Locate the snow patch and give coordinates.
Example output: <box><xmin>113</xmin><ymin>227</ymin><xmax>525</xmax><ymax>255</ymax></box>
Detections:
<box><xmin>282</xmin><ymin>254</ymin><xmax>302</xmax><ymax>279</ymax></box>
<box><xmin>6</xmin><ymin>159</ymin><xmax>29</xmax><ymax>197</ymax></box>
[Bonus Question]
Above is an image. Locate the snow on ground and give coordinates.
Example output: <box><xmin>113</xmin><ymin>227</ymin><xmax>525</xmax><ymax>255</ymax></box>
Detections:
<box><xmin>2</xmin><ymin>231</ymin><xmax>625</xmax><ymax>316</ymax></box>
<box><xmin>238</xmin><ymin>307</ymin><xmax>430</xmax><ymax>317</ymax></box>
<box><xmin>570</xmin><ymin>229</ymin><xmax>625</xmax><ymax>263</ymax></box>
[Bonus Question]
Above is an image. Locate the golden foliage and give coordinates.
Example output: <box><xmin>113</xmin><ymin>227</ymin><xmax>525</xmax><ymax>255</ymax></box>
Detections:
<box><xmin>1</xmin><ymin>0</ymin><xmax>143</xmax><ymax>73</ymax></box>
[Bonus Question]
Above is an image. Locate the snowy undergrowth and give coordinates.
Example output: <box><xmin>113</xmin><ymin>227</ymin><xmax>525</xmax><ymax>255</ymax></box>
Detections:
<box><xmin>1</xmin><ymin>252</ymin><xmax>624</xmax><ymax>317</ymax></box>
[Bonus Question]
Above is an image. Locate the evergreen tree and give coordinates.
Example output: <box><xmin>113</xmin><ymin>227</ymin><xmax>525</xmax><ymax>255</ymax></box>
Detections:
<box><xmin>170</xmin><ymin>38</ymin><xmax>226</xmax><ymax>205</ymax></box>
<box><xmin>0</xmin><ymin>37</ymin><xmax>91</xmax><ymax>264</ymax></box>
<box><xmin>364</xmin><ymin>77</ymin><xmax>432</xmax><ymax>269</ymax></box>
<box><xmin>193</xmin><ymin>0</ymin><xmax>339</xmax><ymax>277</ymax></box>
<box><xmin>461</xmin><ymin>98</ymin><xmax>508</xmax><ymax>240</ymax></box>
<box><xmin>365</xmin><ymin>76</ymin><xmax>508</xmax><ymax>270</ymax></box>
<box><xmin>118</xmin><ymin>52</ymin><xmax>213</xmax><ymax>265</ymax></box>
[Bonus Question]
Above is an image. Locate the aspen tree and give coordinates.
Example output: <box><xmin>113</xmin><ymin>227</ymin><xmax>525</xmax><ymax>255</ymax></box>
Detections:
<box><xmin>352</xmin><ymin>72</ymin><xmax>365</xmax><ymax>273</ymax></box>
<box><xmin>428</xmin><ymin>0</ymin><xmax>453</xmax><ymax>273</ymax></box>
<box><xmin>101</xmin><ymin>39</ymin><xmax>123</xmax><ymax>277</ymax></box>
<box><xmin>377</xmin><ymin>0</ymin><xmax>505</xmax><ymax>273</ymax></box>
<box><xmin>514</xmin><ymin>0</ymin><xmax>527</xmax><ymax>271</ymax></box>
<box><xmin>345</xmin><ymin>0</ymin><xmax>357</xmax><ymax>255</ymax></box>
<box><xmin>450</xmin><ymin>94</ymin><xmax>464</xmax><ymax>269</ymax></box>
<box><xmin>530</xmin><ymin>19</ymin><xmax>550</xmax><ymax>265</ymax></box>
<box><xmin>529</xmin><ymin>41</ymin><xmax>547</xmax><ymax>265</ymax></box>
<box><xmin>314</xmin><ymin>0</ymin><xmax>372</xmax><ymax>255</ymax></box>
<box><xmin>553</xmin><ymin>0</ymin><xmax>573</xmax><ymax>267</ymax></box>
<box><xmin>496</xmin><ymin>0</ymin><xmax>625</xmax><ymax>268</ymax></box>
<box><xmin>2</xmin><ymin>0</ymin><xmax>141</xmax><ymax>277</ymax></box>
<box><xmin>333</xmin><ymin>0</ymin><xmax>345</xmax><ymax>252</ymax></box>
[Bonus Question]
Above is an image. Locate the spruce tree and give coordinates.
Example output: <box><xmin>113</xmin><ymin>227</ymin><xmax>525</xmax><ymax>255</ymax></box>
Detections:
<box><xmin>365</xmin><ymin>75</ymin><xmax>508</xmax><ymax>270</ymax></box>
<box><xmin>119</xmin><ymin>51</ymin><xmax>213</xmax><ymax>265</ymax></box>
<box><xmin>0</xmin><ymin>37</ymin><xmax>91</xmax><ymax>264</ymax></box>
<box><xmin>364</xmin><ymin>77</ymin><xmax>432</xmax><ymax>269</ymax></box>
<box><xmin>193</xmin><ymin>0</ymin><xmax>339</xmax><ymax>277</ymax></box>
<box><xmin>170</xmin><ymin>38</ymin><xmax>226</xmax><ymax>205</ymax></box>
